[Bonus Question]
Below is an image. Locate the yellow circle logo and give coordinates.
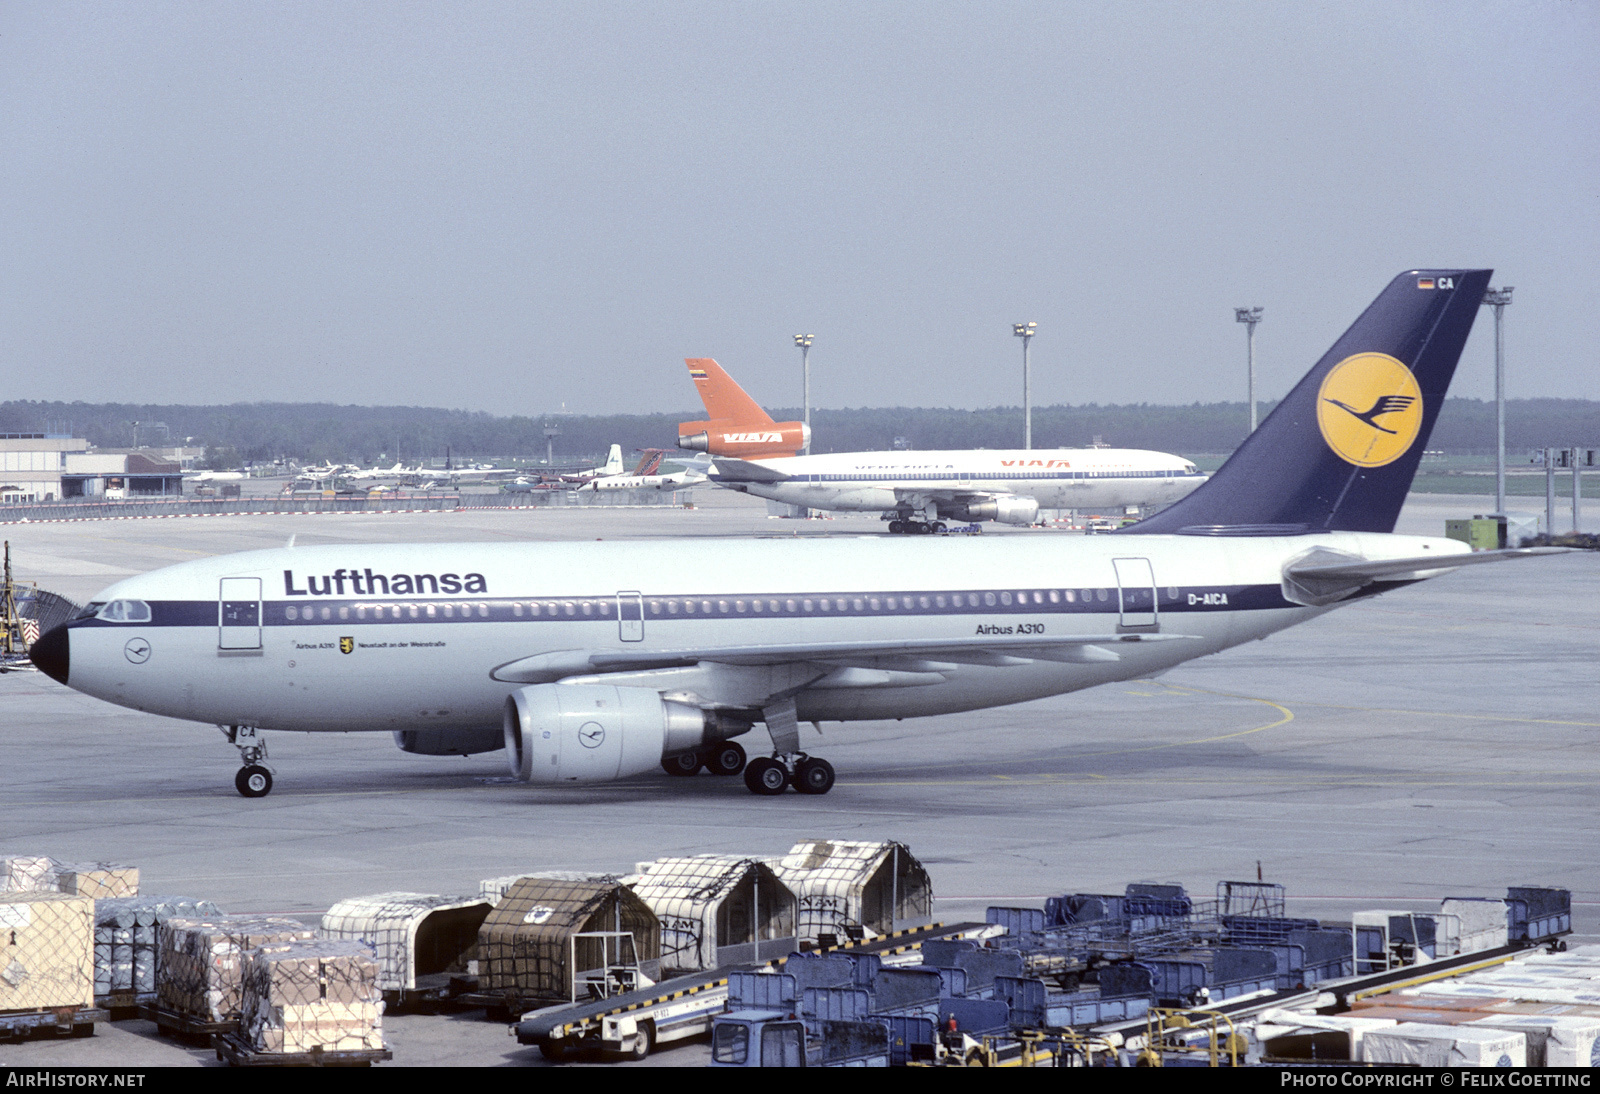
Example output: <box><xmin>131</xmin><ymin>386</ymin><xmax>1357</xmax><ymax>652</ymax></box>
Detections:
<box><xmin>1316</xmin><ymin>353</ymin><xmax>1424</xmax><ymax>468</ymax></box>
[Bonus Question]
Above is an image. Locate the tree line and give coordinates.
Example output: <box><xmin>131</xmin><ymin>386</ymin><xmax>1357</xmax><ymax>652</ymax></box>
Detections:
<box><xmin>2</xmin><ymin>397</ymin><xmax>1596</xmax><ymax>467</ymax></box>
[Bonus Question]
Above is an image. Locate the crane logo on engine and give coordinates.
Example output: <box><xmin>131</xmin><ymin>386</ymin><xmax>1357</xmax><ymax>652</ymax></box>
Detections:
<box><xmin>578</xmin><ymin>722</ymin><xmax>606</xmax><ymax>749</ymax></box>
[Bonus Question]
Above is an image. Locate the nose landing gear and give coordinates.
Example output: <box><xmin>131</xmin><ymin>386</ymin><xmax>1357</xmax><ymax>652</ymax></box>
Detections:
<box><xmin>223</xmin><ymin>725</ymin><xmax>275</xmax><ymax>798</ymax></box>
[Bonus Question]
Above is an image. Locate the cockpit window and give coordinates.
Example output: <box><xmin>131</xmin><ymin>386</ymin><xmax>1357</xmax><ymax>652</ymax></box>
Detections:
<box><xmin>97</xmin><ymin>599</ymin><xmax>152</xmax><ymax>623</ymax></box>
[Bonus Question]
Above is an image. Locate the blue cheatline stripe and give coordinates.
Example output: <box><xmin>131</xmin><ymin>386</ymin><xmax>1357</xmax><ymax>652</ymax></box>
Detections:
<box><xmin>718</xmin><ymin>469</ymin><xmax>1203</xmax><ymax>484</ymax></box>
<box><xmin>71</xmin><ymin>583</ymin><xmax>1296</xmax><ymax>630</ymax></box>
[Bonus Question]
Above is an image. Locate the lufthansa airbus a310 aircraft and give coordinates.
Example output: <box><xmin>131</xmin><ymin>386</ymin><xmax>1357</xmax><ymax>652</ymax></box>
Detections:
<box><xmin>30</xmin><ymin>269</ymin><xmax>1559</xmax><ymax>799</ymax></box>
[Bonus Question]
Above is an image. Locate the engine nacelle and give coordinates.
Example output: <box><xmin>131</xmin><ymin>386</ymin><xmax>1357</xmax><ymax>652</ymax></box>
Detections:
<box><xmin>943</xmin><ymin>496</ymin><xmax>1040</xmax><ymax>525</ymax></box>
<box><xmin>393</xmin><ymin>727</ymin><xmax>505</xmax><ymax>756</ymax></box>
<box><xmin>503</xmin><ymin>683</ymin><xmax>712</xmax><ymax>784</ymax></box>
<box><xmin>676</xmin><ymin>420</ymin><xmax>810</xmax><ymax>458</ymax></box>
<box><xmin>992</xmin><ymin>496</ymin><xmax>1040</xmax><ymax>525</ymax></box>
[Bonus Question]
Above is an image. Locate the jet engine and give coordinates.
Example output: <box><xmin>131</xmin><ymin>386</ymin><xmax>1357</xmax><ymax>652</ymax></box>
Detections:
<box><xmin>504</xmin><ymin>683</ymin><xmax>720</xmax><ymax>784</ymax></box>
<box><xmin>393</xmin><ymin>727</ymin><xmax>506</xmax><ymax>756</ymax></box>
<box><xmin>944</xmin><ymin>496</ymin><xmax>1040</xmax><ymax>525</ymax></box>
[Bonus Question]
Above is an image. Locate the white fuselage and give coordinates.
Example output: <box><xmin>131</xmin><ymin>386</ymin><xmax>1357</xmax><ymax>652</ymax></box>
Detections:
<box><xmin>711</xmin><ymin>448</ymin><xmax>1205</xmax><ymax>514</ymax></box>
<box><xmin>61</xmin><ymin>531</ymin><xmax>1464</xmax><ymax>737</ymax></box>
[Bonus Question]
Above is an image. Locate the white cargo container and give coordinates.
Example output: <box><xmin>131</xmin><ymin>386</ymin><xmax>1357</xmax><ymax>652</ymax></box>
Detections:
<box><xmin>628</xmin><ymin>856</ymin><xmax>798</xmax><ymax>972</ymax></box>
<box><xmin>320</xmin><ymin>892</ymin><xmax>490</xmax><ymax>997</ymax></box>
<box><xmin>1362</xmin><ymin>1023</ymin><xmax>1525</xmax><ymax>1067</ymax></box>
<box><xmin>1466</xmin><ymin>1014</ymin><xmax>1600</xmax><ymax>1068</ymax></box>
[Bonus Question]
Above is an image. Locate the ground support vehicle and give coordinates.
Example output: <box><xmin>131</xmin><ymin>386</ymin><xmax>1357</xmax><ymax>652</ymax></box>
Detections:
<box><xmin>515</xmin><ymin>921</ymin><xmax>982</xmax><ymax>1060</ymax></box>
<box><xmin>710</xmin><ymin>1010</ymin><xmax>891</xmax><ymax>1067</ymax></box>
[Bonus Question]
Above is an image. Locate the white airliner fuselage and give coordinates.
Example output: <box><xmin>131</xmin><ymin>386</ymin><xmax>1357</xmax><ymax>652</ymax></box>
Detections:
<box><xmin>60</xmin><ymin>531</ymin><xmax>1464</xmax><ymax>735</ymax></box>
<box><xmin>710</xmin><ymin>448</ymin><xmax>1205</xmax><ymax>525</ymax></box>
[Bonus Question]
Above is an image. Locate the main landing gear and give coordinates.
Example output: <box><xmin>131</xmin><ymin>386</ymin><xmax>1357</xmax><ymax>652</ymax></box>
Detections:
<box><xmin>223</xmin><ymin>725</ymin><xmax>275</xmax><ymax>798</ymax></box>
<box><xmin>887</xmin><ymin>519</ymin><xmax>946</xmax><ymax>535</ymax></box>
<box><xmin>744</xmin><ymin>754</ymin><xmax>835</xmax><ymax>796</ymax></box>
<box><xmin>660</xmin><ymin>740</ymin><xmax>748</xmax><ymax>778</ymax></box>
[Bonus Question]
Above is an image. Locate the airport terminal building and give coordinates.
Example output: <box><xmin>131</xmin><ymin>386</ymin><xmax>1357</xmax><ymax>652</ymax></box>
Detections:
<box><xmin>0</xmin><ymin>434</ymin><xmax>184</xmax><ymax>503</ymax></box>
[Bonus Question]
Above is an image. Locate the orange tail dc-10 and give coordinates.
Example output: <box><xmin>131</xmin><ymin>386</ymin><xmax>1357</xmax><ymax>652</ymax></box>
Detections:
<box><xmin>676</xmin><ymin>358</ymin><xmax>810</xmax><ymax>459</ymax></box>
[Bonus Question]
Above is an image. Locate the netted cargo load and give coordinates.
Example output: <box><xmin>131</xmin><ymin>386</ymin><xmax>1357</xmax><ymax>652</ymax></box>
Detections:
<box><xmin>478</xmin><ymin>876</ymin><xmax>659</xmax><ymax>1001</ymax></box>
<box><xmin>0</xmin><ymin>892</ymin><xmax>94</xmax><ymax>1012</ymax></box>
<box><xmin>478</xmin><ymin>870</ymin><xmax>613</xmax><ymax>905</ymax></box>
<box><xmin>771</xmin><ymin>840</ymin><xmax>932</xmax><ymax>943</ymax></box>
<box><xmin>240</xmin><ymin>940</ymin><xmax>385</xmax><ymax>1054</ymax></box>
<box><xmin>157</xmin><ymin>916</ymin><xmax>316</xmax><ymax>1023</ymax></box>
<box><xmin>0</xmin><ymin>856</ymin><xmax>59</xmax><ymax>893</ymax></box>
<box><xmin>55</xmin><ymin>863</ymin><xmax>138</xmax><ymax>900</ymax></box>
<box><xmin>0</xmin><ymin>856</ymin><xmax>138</xmax><ymax>899</ymax></box>
<box><xmin>629</xmin><ymin>855</ymin><xmax>797</xmax><ymax>972</ymax></box>
<box><xmin>94</xmin><ymin>897</ymin><xmax>223</xmax><ymax>997</ymax></box>
<box><xmin>321</xmin><ymin>892</ymin><xmax>491</xmax><ymax>994</ymax></box>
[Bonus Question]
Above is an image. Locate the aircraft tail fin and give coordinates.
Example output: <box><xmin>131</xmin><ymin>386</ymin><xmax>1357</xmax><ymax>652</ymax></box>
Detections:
<box><xmin>686</xmin><ymin>358</ymin><xmax>778</xmax><ymax>426</ymax></box>
<box><xmin>1125</xmin><ymin>269</ymin><xmax>1491</xmax><ymax>536</ymax></box>
<box><xmin>603</xmin><ymin>444</ymin><xmax>623</xmax><ymax>476</ymax></box>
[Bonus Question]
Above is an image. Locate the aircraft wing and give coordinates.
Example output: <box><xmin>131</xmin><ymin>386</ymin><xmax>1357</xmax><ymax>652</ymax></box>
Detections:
<box><xmin>490</xmin><ymin>631</ymin><xmax>1200</xmax><ymax>684</ymax></box>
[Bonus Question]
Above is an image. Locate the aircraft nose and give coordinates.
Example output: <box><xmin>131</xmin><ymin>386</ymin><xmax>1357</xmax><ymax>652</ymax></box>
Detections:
<box><xmin>29</xmin><ymin>623</ymin><xmax>69</xmax><ymax>686</ymax></box>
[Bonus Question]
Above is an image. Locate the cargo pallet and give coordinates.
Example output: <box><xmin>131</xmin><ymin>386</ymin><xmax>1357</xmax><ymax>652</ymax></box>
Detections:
<box><xmin>0</xmin><ymin>1005</ymin><xmax>108</xmax><ymax>1042</ymax></box>
<box><xmin>96</xmin><ymin>990</ymin><xmax>152</xmax><ymax>1020</ymax></box>
<box><xmin>382</xmin><ymin>973</ymin><xmax>478</xmax><ymax>1014</ymax></box>
<box><xmin>140</xmin><ymin>1002</ymin><xmax>236</xmax><ymax>1044</ymax></box>
<box><xmin>213</xmin><ymin>1031</ymin><xmax>392</xmax><ymax>1068</ymax></box>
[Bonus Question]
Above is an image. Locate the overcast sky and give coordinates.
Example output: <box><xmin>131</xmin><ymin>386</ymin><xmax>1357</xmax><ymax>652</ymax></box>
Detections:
<box><xmin>3</xmin><ymin>1</ymin><xmax>1595</xmax><ymax>419</ymax></box>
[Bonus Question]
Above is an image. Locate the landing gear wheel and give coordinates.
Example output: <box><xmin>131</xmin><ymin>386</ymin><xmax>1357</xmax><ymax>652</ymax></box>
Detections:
<box><xmin>931</xmin><ymin>521</ymin><xmax>946</xmax><ymax>534</ymax></box>
<box><xmin>702</xmin><ymin>741</ymin><xmax>747</xmax><ymax>776</ymax></box>
<box><xmin>744</xmin><ymin>757</ymin><xmax>789</xmax><ymax>795</ymax></box>
<box><xmin>888</xmin><ymin>520</ymin><xmax>904</xmax><ymax>534</ymax></box>
<box><xmin>911</xmin><ymin>521</ymin><xmax>930</xmax><ymax>535</ymax></box>
<box><xmin>235</xmin><ymin>765</ymin><xmax>272</xmax><ymax>798</ymax></box>
<box><xmin>793</xmin><ymin>757</ymin><xmax>836</xmax><ymax>795</ymax></box>
<box><xmin>661</xmin><ymin>752</ymin><xmax>701</xmax><ymax>777</ymax></box>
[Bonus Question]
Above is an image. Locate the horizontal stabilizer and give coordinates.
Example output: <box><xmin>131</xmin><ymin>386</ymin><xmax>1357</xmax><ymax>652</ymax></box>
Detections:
<box><xmin>1282</xmin><ymin>546</ymin><xmax>1569</xmax><ymax>606</ymax></box>
<box><xmin>709</xmin><ymin>457</ymin><xmax>791</xmax><ymax>483</ymax></box>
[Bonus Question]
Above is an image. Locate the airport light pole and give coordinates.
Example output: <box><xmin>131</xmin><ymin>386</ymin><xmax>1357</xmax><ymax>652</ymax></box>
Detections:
<box><xmin>1013</xmin><ymin>322</ymin><xmax>1036</xmax><ymax>449</ymax></box>
<box><xmin>1480</xmin><ymin>286</ymin><xmax>1513</xmax><ymax>514</ymax></box>
<box><xmin>794</xmin><ymin>334</ymin><xmax>814</xmax><ymax>455</ymax></box>
<box><xmin>1234</xmin><ymin>307</ymin><xmax>1263</xmax><ymax>433</ymax></box>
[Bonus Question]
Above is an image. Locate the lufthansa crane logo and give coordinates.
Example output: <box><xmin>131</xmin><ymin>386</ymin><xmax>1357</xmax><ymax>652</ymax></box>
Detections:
<box><xmin>578</xmin><ymin>721</ymin><xmax>606</xmax><ymax>749</ymax></box>
<box><xmin>1316</xmin><ymin>353</ymin><xmax>1424</xmax><ymax>468</ymax></box>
